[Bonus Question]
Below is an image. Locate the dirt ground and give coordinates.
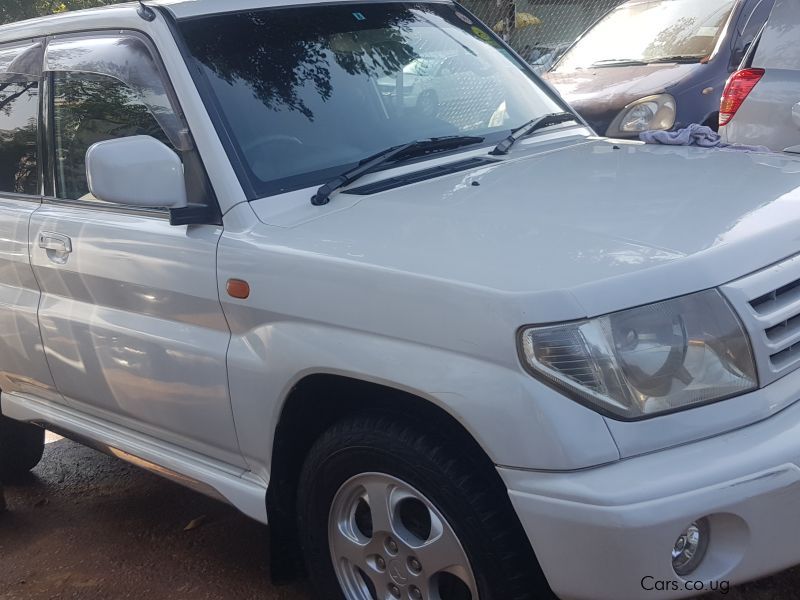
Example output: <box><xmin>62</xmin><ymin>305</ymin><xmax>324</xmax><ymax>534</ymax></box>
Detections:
<box><xmin>1</xmin><ymin>434</ymin><xmax>800</xmax><ymax>600</ymax></box>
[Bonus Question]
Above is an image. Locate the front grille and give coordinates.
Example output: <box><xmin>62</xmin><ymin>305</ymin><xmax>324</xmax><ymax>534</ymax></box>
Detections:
<box><xmin>750</xmin><ymin>278</ymin><xmax>800</xmax><ymax>315</ymax></box>
<box><xmin>722</xmin><ymin>253</ymin><xmax>800</xmax><ymax>385</ymax></box>
<box><xmin>748</xmin><ymin>276</ymin><xmax>800</xmax><ymax>370</ymax></box>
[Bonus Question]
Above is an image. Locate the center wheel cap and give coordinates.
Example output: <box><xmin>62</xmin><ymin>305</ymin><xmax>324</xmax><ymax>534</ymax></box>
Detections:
<box><xmin>388</xmin><ymin>558</ymin><xmax>408</xmax><ymax>585</ymax></box>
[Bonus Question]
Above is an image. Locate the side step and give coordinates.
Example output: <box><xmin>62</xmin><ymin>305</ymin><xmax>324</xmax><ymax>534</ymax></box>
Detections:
<box><xmin>1</xmin><ymin>392</ymin><xmax>268</xmax><ymax>523</ymax></box>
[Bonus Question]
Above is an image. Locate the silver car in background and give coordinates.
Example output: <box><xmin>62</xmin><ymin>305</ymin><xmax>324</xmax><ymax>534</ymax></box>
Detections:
<box><xmin>720</xmin><ymin>0</ymin><xmax>800</xmax><ymax>152</ymax></box>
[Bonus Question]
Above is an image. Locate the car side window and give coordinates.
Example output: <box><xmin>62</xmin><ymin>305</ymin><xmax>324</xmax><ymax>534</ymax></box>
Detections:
<box><xmin>732</xmin><ymin>0</ymin><xmax>774</xmax><ymax>68</ymax></box>
<box><xmin>44</xmin><ymin>32</ymin><xmax>193</xmax><ymax>204</ymax></box>
<box><xmin>0</xmin><ymin>77</ymin><xmax>38</xmax><ymax>196</ymax></box>
<box><xmin>52</xmin><ymin>72</ymin><xmax>174</xmax><ymax>202</ymax></box>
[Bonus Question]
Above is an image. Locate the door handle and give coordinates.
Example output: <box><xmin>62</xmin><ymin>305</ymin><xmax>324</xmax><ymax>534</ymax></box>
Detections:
<box><xmin>38</xmin><ymin>232</ymin><xmax>72</xmax><ymax>254</ymax></box>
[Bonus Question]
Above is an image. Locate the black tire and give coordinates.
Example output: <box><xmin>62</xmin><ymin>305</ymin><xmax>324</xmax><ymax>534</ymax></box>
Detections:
<box><xmin>0</xmin><ymin>414</ymin><xmax>44</xmax><ymax>481</ymax></box>
<box><xmin>297</xmin><ymin>412</ymin><xmax>552</xmax><ymax>600</ymax></box>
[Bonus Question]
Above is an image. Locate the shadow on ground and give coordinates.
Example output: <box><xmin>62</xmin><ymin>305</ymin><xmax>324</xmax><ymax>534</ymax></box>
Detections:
<box><xmin>0</xmin><ymin>435</ymin><xmax>308</xmax><ymax>600</ymax></box>
<box><xmin>1</xmin><ymin>435</ymin><xmax>800</xmax><ymax>599</ymax></box>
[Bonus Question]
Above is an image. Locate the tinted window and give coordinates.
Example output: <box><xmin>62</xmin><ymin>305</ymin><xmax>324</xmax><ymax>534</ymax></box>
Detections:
<box><xmin>751</xmin><ymin>0</ymin><xmax>800</xmax><ymax>70</ymax></box>
<box><xmin>53</xmin><ymin>72</ymin><xmax>173</xmax><ymax>201</ymax></box>
<box><xmin>555</xmin><ymin>0</ymin><xmax>737</xmax><ymax>70</ymax></box>
<box><xmin>0</xmin><ymin>79</ymin><xmax>38</xmax><ymax>195</ymax></box>
<box><xmin>180</xmin><ymin>2</ymin><xmax>562</xmax><ymax>197</ymax></box>
<box><xmin>46</xmin><ymin>34</ymin><xmax>189</xmax><ymax>152</ymax></box>
<box><xmin>732</xmin><ymin>0</ymin><xmax>774</xmax><ymax>67</ymax></box>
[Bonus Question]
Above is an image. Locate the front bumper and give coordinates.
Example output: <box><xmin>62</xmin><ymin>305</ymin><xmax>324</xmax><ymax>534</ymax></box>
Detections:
<box><xmin>500</xmin><ymin>398</ymin><xmax>800</xmax><ymax>600</ymax></box>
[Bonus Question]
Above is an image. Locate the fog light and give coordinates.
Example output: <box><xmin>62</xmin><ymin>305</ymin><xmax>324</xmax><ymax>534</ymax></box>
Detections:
<box><xmin>672</xmin><ymin>519</ymin><xmax>710</xmax><ymax>576</ymax></box>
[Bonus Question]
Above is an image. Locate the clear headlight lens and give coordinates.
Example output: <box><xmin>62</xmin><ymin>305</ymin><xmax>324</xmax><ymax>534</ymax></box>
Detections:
<box><xmin>520</xmin><ymin>290</ymin><xmax>757</xmax><ymax>419</ymax></box>
<box><xmin>608</xmin><ymin>94</ymin><xmax>676</xmax><ymax>136</ymax></box>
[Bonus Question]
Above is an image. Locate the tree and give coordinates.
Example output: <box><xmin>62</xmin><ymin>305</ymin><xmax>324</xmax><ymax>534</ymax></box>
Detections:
<box><xmin>182</xmin><ymin>6</ymin><xmax>419</xmax><ymax>121</ymax></box>
<box><xmin>0</xmin><ymin>1</ymin><xmax>126</xmax><ymax>26</ymax></box>
<box><xmin>0</xmin><ymin>81</ymin><xmax>38</xmax><ymax>194</ymax></box>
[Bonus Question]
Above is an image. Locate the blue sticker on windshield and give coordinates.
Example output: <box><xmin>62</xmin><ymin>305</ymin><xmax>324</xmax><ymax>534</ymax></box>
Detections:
<box><xmin>353</xmin><ymin>12</ymin><xmax>366</xmax><ymax>20</ymax></box>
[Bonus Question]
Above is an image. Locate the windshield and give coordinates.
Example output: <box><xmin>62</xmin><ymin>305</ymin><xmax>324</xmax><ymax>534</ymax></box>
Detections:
<box><xmin>179</xmin><ymin>2</ymin><xmax>563</xmax><ymax>197</ymax></box>
<box><xmin>555</xmin><ymin>0</ymin><xmax>736</xmax><ymax>71</ymax></box>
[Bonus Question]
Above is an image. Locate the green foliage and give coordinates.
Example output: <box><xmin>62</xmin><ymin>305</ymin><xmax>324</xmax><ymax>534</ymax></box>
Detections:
<box><xmin>0</xmin><ymin>0</ymin><xmax>126</xmax><ymax>25</ymax></box>
<box><xmin>52</xmin><ymin>72</ymin><xmax>170</xmax><ymax>198</ymax></box>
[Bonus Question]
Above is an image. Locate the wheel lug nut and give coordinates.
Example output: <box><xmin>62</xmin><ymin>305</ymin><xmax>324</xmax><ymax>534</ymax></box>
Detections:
<box><xmin>408</xmin><ymin>556</ymin><xmax>422</xmax><ymax>574</ymax></box>
<box><xmin>388</xmin><ymin>583</ymin><xmax>401</xmax><ymax>598</ymax></box>
<box><xmin>386</xmin><ymin>538</ymin><xmax>399</xmax><ymax>554</ymax></box>
<box><xmin>375</xmin><ymin>556</ymin><xmax>386</xmax><ymax>570</ymax></box>
<box><xmin>409</xmin><ymin>586</ymin><xmax>422</xmax><ymax>600</ymax></box>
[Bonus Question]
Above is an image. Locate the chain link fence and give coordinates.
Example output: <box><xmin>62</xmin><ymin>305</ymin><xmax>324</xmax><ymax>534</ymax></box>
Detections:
<box><xmin>462</xmin><ymin>0</ymin><xmax>624</xmax><ymax>70</ymax></box>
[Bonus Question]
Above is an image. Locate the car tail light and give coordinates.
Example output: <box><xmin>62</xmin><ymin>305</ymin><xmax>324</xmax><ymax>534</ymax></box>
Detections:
<box><xmin>720</xmin><ymin>68</ymin><xmax>764</xmax><ymax>126</ymax></box>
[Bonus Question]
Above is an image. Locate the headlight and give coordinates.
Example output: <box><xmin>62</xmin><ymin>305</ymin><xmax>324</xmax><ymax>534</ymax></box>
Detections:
<box><xmin>519</xmin><ymin>289</ymin><xmax>757</xmax><ymax>419</ymax></box>
<box><xmin>607</xmin><ymin>94</ymin><xmax>676</xmax><ymax>137</ymax></box>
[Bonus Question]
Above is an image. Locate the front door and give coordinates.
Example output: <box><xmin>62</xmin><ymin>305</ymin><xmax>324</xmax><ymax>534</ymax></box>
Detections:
<box><xmin>30</xmin><ymin>33</ymin><xmax>244</xmax><ymax>467</ymax></box>
<box><xmin>0</xmin><ymin>42</ymin><xmax>62</xmax><ymax>405</ymax></box>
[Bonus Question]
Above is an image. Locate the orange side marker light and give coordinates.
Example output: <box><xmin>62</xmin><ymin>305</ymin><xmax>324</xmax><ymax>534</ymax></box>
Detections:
<box><xmin>226</xmin><ymin>278</ymin><xmax>250</xmax><ymax>299</ymax></box>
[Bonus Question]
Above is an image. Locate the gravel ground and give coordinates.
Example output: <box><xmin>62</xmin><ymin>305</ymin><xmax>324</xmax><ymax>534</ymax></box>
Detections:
<box><xmin>1</xmin><ymin>434</ymin><xmax>800</xmax><ymax>600</ymax></box>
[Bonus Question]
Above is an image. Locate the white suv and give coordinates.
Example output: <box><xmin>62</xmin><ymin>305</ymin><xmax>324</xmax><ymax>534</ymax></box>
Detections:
<box><xmin>2</xmin><ymin>2</ymin><xmax>800</xmax><ymax>599</ymax></box>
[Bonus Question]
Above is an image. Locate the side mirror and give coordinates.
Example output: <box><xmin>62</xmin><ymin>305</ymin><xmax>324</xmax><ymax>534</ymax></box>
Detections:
<box><xmin>86</xmin><ymin>136</ymin><xmax>188</xmax><ymax>209</ymax></box>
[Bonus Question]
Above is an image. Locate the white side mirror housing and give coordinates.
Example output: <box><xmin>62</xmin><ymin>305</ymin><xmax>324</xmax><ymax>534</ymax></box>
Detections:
<box><xmin>86</xmin><ymin>135</ymin><xmax>188</xmax><ymax>209</ymax></box>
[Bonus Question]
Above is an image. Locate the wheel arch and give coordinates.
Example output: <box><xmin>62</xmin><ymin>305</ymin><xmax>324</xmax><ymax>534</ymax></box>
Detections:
<box><xmin>265</xmin><ymin>372</ymin><xmax>517</xmax><ymax>582</ymax></box>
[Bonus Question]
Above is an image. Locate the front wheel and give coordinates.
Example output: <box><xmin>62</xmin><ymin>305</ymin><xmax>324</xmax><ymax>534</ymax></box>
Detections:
<box><xmin>297</xmin><ymin>413</ymin><xmax>551</xmax><ymax>600</ymax></box>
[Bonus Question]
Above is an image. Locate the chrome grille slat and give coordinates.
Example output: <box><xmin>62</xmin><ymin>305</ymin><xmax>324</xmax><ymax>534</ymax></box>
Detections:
<box><xmin>771</xmin><ymin>345</ymin><xmax>800</xmax><ymax>370</ymax></box>
<box><xmin>721</xmin><ymin>253</ymin><xmax>800</xmax><ymax>386</ymax></box>
<box><xmin>750</xmin><ymin>279</ymin><xmax>800</xmax><ymax>315</ymax></box>
<box><xmin>764</xmin><ymin>331</ymin><xmax>800</xmax><ymax>354</ymax></box>
<box><xmin>750</xmin><ymin>296</ymin><xmax>800</xmax><ymax>328</ymax></box>
<box><xmin>763</xmin><ymin>314</ymin><xmax>800</xmax><ymax>353</ymax></box>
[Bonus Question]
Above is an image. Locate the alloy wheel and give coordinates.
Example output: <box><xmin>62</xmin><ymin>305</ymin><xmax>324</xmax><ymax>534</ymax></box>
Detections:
<box><xmin>329</xmin><ymin>472</ymin><xmax>478</xmax><ymax>600</ymax></box>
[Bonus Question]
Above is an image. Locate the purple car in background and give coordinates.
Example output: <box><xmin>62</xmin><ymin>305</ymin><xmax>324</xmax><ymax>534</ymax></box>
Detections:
<box><xmin>543</xmin><ymin>0</ymin><xmax>774</xmax><ymax>139</ymax></box>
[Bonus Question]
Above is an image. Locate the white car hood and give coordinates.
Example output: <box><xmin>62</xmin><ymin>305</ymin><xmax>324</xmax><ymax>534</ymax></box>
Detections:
<box><xmin>252</xmin><ymin>139</ymin><xmax>800</xmax><ymax>319</ymax></box>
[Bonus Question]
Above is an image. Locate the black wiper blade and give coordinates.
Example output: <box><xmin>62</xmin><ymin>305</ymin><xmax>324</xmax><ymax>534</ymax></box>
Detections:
<box><xmin>311</xmin><ymin>135</ymin><xmax>484</xmax><ymax>206</ymax></box>
<box><xmin>648</xmin><ymin>55</ymin><xmax>706</xmax><ymax>64</ymax></box>
<box><xmin>490</xmin><ymin>112</ymin><xmax>579</xmax><ymax>156</ymax></box>
<box><xmin>591</xmin><ymin>59</ymin><xmax>648</xmax><ymax>67</ymax></box>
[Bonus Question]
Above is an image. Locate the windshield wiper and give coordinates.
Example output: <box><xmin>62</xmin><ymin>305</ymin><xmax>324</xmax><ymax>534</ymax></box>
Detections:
<box><xmin>491</xmin><ymin>112</ymin><xmax>579</xmax><ymax>156</ymax></box>
<box><xmin>648</xmin><ymin>55</ymin><xmax>706</xmax><ymax>64</ymax></box>
<box><xmin>311</xmin><ymin>135</ymin><xmax>484</xmax><ymax>205</ymax></box>
<box><xmin>591</xmin><ymin>58</ymin><xmax>648</xmax><ymax>67</ymax></box>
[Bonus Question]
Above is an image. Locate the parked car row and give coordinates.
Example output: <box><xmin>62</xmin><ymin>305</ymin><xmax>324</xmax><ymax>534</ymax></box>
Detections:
<box><xmin>543</xmin><ymin>0</ymin><xmax>774</xmax><ymax>139</ymax></box>
<box><xmin>540</xmin><ymin>0</ymin><xmax>800</xmax><ymax>154</ymax></box>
